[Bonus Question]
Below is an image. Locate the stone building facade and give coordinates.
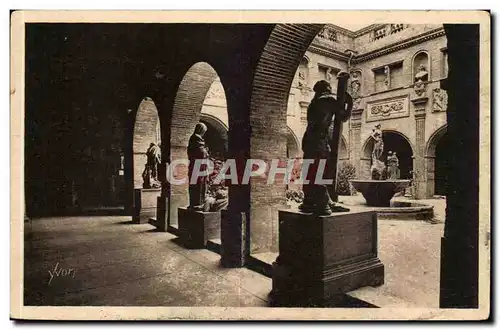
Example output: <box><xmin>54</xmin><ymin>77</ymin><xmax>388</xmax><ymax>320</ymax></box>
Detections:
<box><xmin>200</xmin><ymin>24</ymin><xmax>448</xmax><ymax>199</ymax></box>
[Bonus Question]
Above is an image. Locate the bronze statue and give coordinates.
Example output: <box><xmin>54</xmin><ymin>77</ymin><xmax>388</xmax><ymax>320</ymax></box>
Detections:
<box><xmin>187</xmin><ymin>123</ymin><xmax>210</xmax><ymax>210</ymax></box>
<box><xmin>142</xmin><ymin>142</ymin><xmax>162</xmax><ymax>188</ymax></box>
<box><xmin>299</xmin><ymin>77</ymin><xmax>352</xmax><ymax>216</ymax></box>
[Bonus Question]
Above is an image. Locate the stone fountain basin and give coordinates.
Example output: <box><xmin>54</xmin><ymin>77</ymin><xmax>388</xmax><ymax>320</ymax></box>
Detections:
<box><xmin>350</xmin><ymin>179</ymin><xmax>411</xmax><ymax>207</ymax></box>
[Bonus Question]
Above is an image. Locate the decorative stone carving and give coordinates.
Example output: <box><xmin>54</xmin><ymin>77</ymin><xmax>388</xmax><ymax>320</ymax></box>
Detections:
<box><xmin>350</xmin><ymin>80</ymin><xmax>361</xmax><ymax>99</ymax></box>
<box><xmin>297</xmin><ymin>70</ymin><xmax>311</xmax><ymax>95</ymax></box>
<box><xmin>432</xmin><ymin>88</ymin><xmax>448</xmax><ymax>112</ymax></box>
<box><xmin>317</xmin><ymin>26</ymin><xmax>338</xmax><ymax>42</ymax></box>
<box><xmin>374</xmin><ymin>27</ymin><xmax>387</xmax><ymax>40</ymax></box>
<box><xmin>366</xmin><ymin>95</ymin><xmax>410</xmax><ymax>122</ymax></box>
<box><xmin>390</xmin><ymin>24</ymin><xmax>405</xmax><ymax>34</ymax></box>
<box><xmin>352</xmin><ymin>98</ymin><xmax>362</xmax><ymax>111</ymax></box>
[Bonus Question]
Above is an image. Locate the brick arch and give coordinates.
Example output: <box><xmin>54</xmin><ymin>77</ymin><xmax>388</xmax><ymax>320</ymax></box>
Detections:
<box><xmin>425</xmin><ymin>124</ymin><xmax>448</xmax><ymax>197</ymax></box>
<box><xmin>132</xmin><ymin>97</ymin><xmax>160</xmax><ymax>189</ymax></box>
<box><xmin>168</xmin><ymin>61</ymin><xmax>225</xmax><ymax>228</ymax></box>
<box><xmin>248</xmin><ymin>24</ymin><xmax>324</xmax><ymax>253</ymax></box>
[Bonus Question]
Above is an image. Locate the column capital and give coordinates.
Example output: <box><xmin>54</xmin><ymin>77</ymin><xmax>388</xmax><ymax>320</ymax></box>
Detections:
<box><xmin>415</xmin><ymin>112</ymin><xmax>427</xmax><ymax>120</ymax></box>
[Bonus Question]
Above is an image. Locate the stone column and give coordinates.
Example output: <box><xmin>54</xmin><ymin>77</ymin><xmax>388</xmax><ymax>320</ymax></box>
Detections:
<box><xmin>412</xmin><ymin>95</ymin><xmax>428</xmax><ymax>199</ymax></box>
<box><xmin>350</xmin><ymin>107</ymin><xmax>364</xmax><ymax>178</ymax></box>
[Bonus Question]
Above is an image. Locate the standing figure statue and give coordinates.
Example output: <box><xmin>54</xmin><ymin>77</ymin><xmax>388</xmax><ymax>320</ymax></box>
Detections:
<box><xmin>299</xmin><ymin>78</ymin><xmax>353</xmax><ymax>216</ymax></box>
<box><xmin>142</xmin><ymin>142</ymin><xmax>162</xmax><ymax>188</ymax></box>
<box><xmin>386</xmin><ymin>151</ymin><xmax>400</xmax><ymax>180</ymax></box>
<box><xmin>371</xmin><ymin>123</ymin><xmax>384</xmax><ymax>161</ymax></box>
<box><xmin>370</xmin><ymin>123</ymin><xmax>387</xmax><ymax>180</ymax></box>
<box><xmin>187</xmin><ymin>123</ymin><xmax>210</xmax><ymax>210</ymax></box>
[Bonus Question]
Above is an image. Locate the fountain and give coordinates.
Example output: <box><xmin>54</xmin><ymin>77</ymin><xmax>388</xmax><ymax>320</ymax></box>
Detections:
<box><xmin>350</xmin><ymin>124</ymin><xmax>411</xmax><ymax>207</ymax></box>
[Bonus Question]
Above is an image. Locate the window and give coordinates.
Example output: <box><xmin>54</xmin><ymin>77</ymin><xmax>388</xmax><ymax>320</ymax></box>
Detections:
<box><xmin>373</xmin><ymin>61</ymin><xmax>404</xmax><ymax>92</ymax></box>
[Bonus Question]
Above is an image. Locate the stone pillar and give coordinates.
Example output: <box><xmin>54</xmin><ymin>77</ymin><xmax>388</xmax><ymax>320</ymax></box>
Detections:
<box><xmin>222</xmin><ymin>121</ymin><xmax>251</xmax><ymax>267</ymax></box>
<box><xmin>411</xmin><ymin>95</ymin><xmax>428</xmax><ymax>199</ymax></box>
<box><xmin>350</xmin><ymin>107</ymin><xmax>364</xmax><ymax>178</ymax></box>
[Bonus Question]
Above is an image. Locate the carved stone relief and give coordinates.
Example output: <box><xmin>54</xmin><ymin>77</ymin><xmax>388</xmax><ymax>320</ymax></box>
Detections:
<box><xmin>432</xmin><ymin>88</ymin><xmax>448</xmax><ymax>112</ymax></box>
<box><xmin>366</xmin><ymin>95</ymin><xmax>410</xmax><ymax>122</ymax></box>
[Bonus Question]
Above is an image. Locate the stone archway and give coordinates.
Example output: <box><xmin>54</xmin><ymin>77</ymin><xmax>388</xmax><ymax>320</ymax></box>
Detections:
<box><xmin>133</xmin><ymin>97</ymin><xmax>160</xmax><ymax>189</ymax></box>
<box><xmin>425</xmin><ymin>125</ymin><xmax>448</xmax><ymax>197</ymax></box>
<box><xmin>168</xmin><ymin>62</ymin><xmax>227</xmax><ymax>229</ymax></box>
<box><xmin>339</xmin><ymin>135</ymin><xmax>348</xmax><ymax>162</ymax></box>
<box><xmin>286</xmin><ymin>126</ymin><xmax>300</xmax><ymax>159</ymax></box>
<box><xmin>361</xmin><ymin>130</ymin><xmax>415</xmax><ymax>179</ymax></box>
<box><xmin>199</xmin><ymin>113</ymin><xmax>229</xmax><ymax>160</ymax></box>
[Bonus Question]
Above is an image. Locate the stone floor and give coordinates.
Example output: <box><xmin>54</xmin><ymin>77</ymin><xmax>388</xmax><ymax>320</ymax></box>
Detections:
<box><xmin>24</xmin><ymin>196</ymin><xmax>445</xmax><ymax>308</ymax></box>
<box><xmin>24</xmin><ymin>217</ymin><xmax>270</xmax><ymax>307</ymax></box>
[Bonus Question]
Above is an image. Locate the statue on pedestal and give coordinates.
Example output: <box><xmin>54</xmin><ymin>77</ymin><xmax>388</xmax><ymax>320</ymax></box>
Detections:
<box><xmin>370</xmin><ymin>123</ymin><xmax>387</xmax><ymax>180</ymax></box>
<box><xmin>142</xmin><ymin>142</ymin><xmax>162</xmax><ymax>189</ymax></box>
<box><xmin>187</xmin><ymin>123</ymin><xmax>210</xmax><ymax>210</ymax></box>
<box><xmin>299</xmin><ymin>77</ymin><xmax>353</xmax><ymax>216</ymax></box>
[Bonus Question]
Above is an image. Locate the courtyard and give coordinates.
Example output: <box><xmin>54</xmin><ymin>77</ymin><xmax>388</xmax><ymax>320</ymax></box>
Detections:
<box><xmin>24</xmin><ymin>197</ymin><xmax>445</xmax><ymax>308</ymax></box>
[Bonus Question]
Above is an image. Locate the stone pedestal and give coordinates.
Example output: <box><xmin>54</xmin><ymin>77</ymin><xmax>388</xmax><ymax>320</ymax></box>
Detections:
<box><xmin>220</xmin><ymin>209</ymin><xmax>248</xmax><ymax>267</ymax></box>
<box><xmin>149</xmin><ymin>196</ymin><xmax>168</xmax><ymax>231</ymax></box>
<box><xmin>271</xmin><ymin>209</ymin><xmax>384</xmax><ymax>307</ymax></box>
<box><xmin>178</xmin><ymin>207</ymin><xmax>221</xmax><ymax>249</ymax></box>
<box><xmin>133</xmin><ymin>188</ymin><xmax>161</xmax><ymax>224</ymax></box>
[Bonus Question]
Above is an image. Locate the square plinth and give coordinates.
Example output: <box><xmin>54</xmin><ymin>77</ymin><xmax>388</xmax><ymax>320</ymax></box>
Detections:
<box><xmin>271</xmin><ymin>209</ymin><xmax>384</xmax><ymax>307</ymax></box>
<box><xmin>133</xmin><ymin>188</ymin><xmax>161</xmax><ymax>224</ymax></box>
<box><xmin>178</xmin><ymin>207</ymin><xmax>221</xmax><ymax>249</ymax></box>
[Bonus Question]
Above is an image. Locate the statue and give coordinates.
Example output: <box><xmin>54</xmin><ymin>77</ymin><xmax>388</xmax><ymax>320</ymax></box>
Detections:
<box><xmin>326</xmin><ymin>68</ymin><xmax>334</xmax><ymax>83</ymax></box>
<box><xmin>414</xmin><ymin>64</ymin><xmax>429</xmax><ymax>83</ymax></box>
<box><xmin>370</xmin><ymin>124</ymin><xmax>387</xmax><ymax>180</ymax></box>
<box><xmin>387</xmin><ymin>151</ymin><xmax>401</xmax><ymax>179</ymax></box>
<box><xmin>413</xmin><ymin>64</ymin><xmax>429</xmax><ymax>97</ymax></box>
<box><xmin>384</xmin><ymin>65</ymin><xmax>391</xmax><ymax>89</ymax></box>
<box><xmin>203</xmin><ymin>186</ymin><xmax>229</xmax><ymax>212</ymax></box>
<box><xmin>299</xmin><ymin>77</ymin><xmax>353</xmax><ymax>216</ymax></box>
<box><xmin>142</xmin><ymin>142</ymin><xmax>162</xmax><ymax>188</ymax></box>
<box><xmin>187</xmin><ymin>123</ymin><xmax>210</xmax><ymax>210</ymax></box>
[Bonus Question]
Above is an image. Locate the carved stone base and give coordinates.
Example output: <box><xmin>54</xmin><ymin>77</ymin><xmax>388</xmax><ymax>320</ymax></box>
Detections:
<box><xmin>270</xmin><ymin>210</ymin><xmax>384</xmax><ymax>307</ymax></box>
<box><xmin>133</xmin><ymin>188</ymin><xmax>161</xmax><ymax>224</ymax></box>
<box><xmin>220</xmin><ymin>209</ymin><xmax>248</xmax><ymax>268</ymax></box>
<box><xmin>178</xmin><ymin>207</ymin><xmax>221</xmax><ymax>249</ymax></box>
